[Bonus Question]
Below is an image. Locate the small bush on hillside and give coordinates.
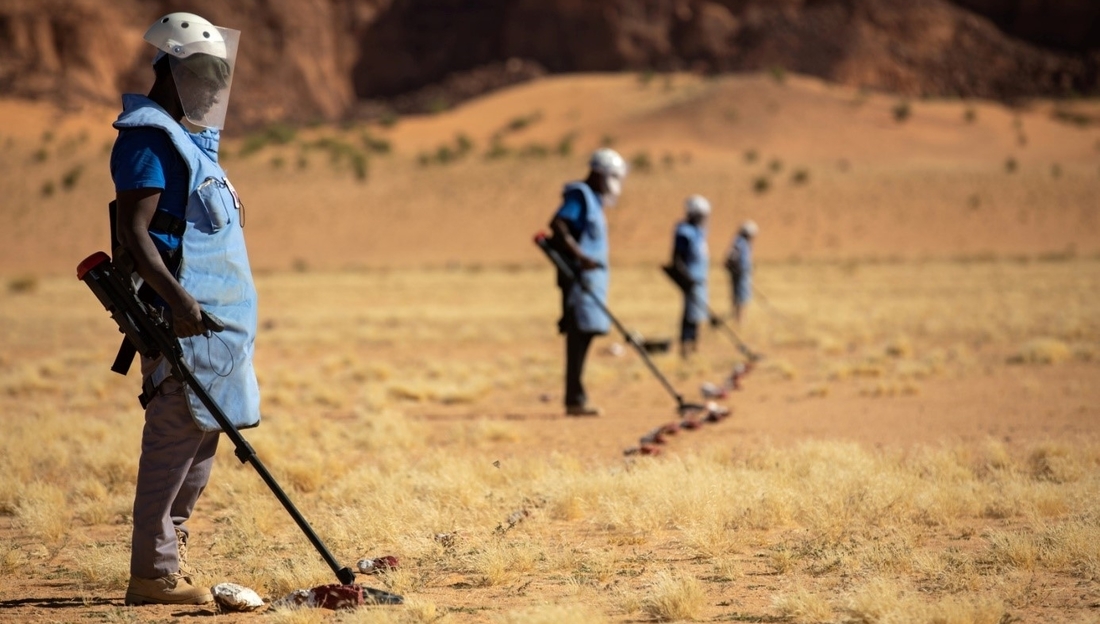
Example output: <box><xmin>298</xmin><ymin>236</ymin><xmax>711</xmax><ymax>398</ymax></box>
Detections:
<box><xmin>791</xmin><ymin>168</ymin><xmax>809</xmax><ymax>185</ymax></box>
<box><xmin>893</xmin><ymin>100</ymin><xmax>911</xmax><ymax>122</ymax></box>
<box><xmin>8</xmin><ymin>276</ymin><xmax>38</xmax><ymax>294</ymax></box>
<box><xmin>753</xmin><ymin>176</ymin><xmax>770</xmax><ymax>194</ymax></box>
<box><xmin>556</xmin><ymin>133</ymin><xmax>576</xmax><ymax>158</ymax></box>
<box><xmin>378</xmin><ymin>111</ymin><xmax>399</xmax><ymax>128</ymax></box>
<box><xmin>40</xmin><ymin>181</ymin><xmax>54</xmax><ymax>197</ymax></box>
<box><xmin>601</xmin><ymin>134</ymin><xmax>616</xmax><ymax>147</ymax></box>
<box><xmin>638</xmin><ymin>69</ymin><xmax>655</xmax><ymax>87</ymax></box>
<box><xmin>269</xmin><ymin>156</ymin><xmax>285</xmax><ymax>170</ymax></box>
<box><xmin>32</xmin><ymin>148</ymin><xmax>48</xmax><ymax>163</ymax></box>
<box><xmin>964</xmin><ymin>107</ymin><xmax>977</xmax><ymax>123</ymax></box>
<box><xmin>662</xmin><ymin>152</ymin><xmax>675</xmax><ymax>169</ymax></box>
<box><xmin>361</xmin><ymin>132</ymin><xmax>391</xmax><ymax>155</ymax></box>
<box><xmin>60</xmin><ymin>165</ymin><xmax>83</xmax><ymax>191</ymax></box>
<box><xmin>724</xmin><ymin>108</ymin><xmax>739</xmax><ymax>123</ymax></box>
<box><xmin>967</xmin><ymin>194</ymin><xmax>981</xmax><ymax>210</ymax></box>
<box><xmin>744</xmin><ymin>149</ymin><xmax>758</xmax><ymax>164</ymax></box>
<box><xmin>630</xmin><ymin>151</ymin><xmax>652</xmax><ymax>173</ymax></box>
<box><xmin>1051</xmin><ymin>163</ymin><xmax>1062</xmax><ymax>179</ymax></box>
<box><xmin>770</xmin><ymin>65</ymin><xmax>787</xmax><ymax>85</ymax></box>
<box><xmin>519</xmin><ymin>143</ymin><xmax>550</xmax><ymax>159</ymax></box>
<box><xmin>768</xmin><ymin>158</ymin><xmax>783</xmax><ymax>173</ymax></box>
<box><xmin>1005</xmin><ymin>157</ymin><xmax>1018</xmax><ymax>174</ymax></box>
<box><xmin>484</xmin><ymin>140</ymin><xmax>509</xmax><ymax>160</ymax></box>
<box><xmin>505</xmin><ymin>112</ymin><xmax>542</xmax><ymax>133</ymax></box>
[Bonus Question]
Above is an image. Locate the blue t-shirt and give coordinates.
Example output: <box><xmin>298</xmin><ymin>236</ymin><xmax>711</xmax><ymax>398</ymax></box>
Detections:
<box><xmin>110</xmin><ymin>127</ymin><xmax>188</xmax><ymax>253</ymax></box>
<box><xmin>554</xmin><ymin>190</ymin><xmax>588</xmax><ymax>239</ymax></box>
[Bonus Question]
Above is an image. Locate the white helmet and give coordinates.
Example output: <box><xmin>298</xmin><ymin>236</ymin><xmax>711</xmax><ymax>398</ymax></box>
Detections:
<box><xmin>589</xmin><ymin>148</ymin><xmax>627</xmax><ymax>206</ymax></box>
<box><xmin>589</xmin><ymin>148</ymin><xmax>628</xmax><ymax>179</ymax></box>
<box><xmin>144</xmin><ymin>12</ymin><xmax>240</xmax><ymax>129</ymax></box>
<box><xmin>685</xmin><ymin>194</ymin><xmax>711</xmax><ymax>218</ymax></box>
<box><xmin>144</xmin><ymin>12</ymin><xmax>228</xmax><ymax>60</ymax></box>
<box><xmin>740</xmin><ymin>219</ymin><xmax>759</xmax><ymax>238</ymax></box>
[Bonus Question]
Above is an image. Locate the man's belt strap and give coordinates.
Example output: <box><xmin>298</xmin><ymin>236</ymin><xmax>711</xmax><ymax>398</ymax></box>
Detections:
<box><xmin>149</xmin><ymin>211</ymin><xmax>186</xmax><ymax>237</ymax></box>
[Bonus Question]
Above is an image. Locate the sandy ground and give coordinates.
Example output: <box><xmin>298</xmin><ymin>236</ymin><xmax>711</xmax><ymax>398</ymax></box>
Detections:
<box><xmin>0</xmin><ymin>72</ymin><xmax>1098</xmax><ymax>622</ymax></box>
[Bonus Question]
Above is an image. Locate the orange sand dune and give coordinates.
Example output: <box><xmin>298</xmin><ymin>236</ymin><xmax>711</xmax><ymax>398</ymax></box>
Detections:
<box><xmin>1</xmin><ymin>72</ymin><xmax>1098</xmax><ymax>277</ymax></box>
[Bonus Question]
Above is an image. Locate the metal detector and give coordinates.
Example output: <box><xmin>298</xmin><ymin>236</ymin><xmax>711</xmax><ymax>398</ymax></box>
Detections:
<box><xmin>77</xmin><ymin>251</ymin><xmax>398</xmax><ymax>599</ymax></box>
<box><xmin>661</xmin><ymin>265</ymin><xmax>762</xmax><ymax>362</ymax></box>
<box><xmin>534</xmin><ymin>233</ymin><xmax>706</xmax><ymax>416</ymax></box>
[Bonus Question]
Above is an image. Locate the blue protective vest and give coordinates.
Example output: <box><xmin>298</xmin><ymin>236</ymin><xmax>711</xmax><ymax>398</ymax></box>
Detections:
<box><xmin>560</xmin><ymin>182</ymin><xmax>610</xmax><ymax>334</ymax></box>
<box><xmin>113</xmin><ymin>94</ymin><xmax>260</xmax><ymax>432</ymax></box>
<box><xmin>673</xmin><ymin>221</ymin><xmax>709</xmax><ymax>323</ymax></box>
<box><xmin>729</xmin><ymin>235</ymin><xmax>753</xmax><ymax>303</ymax></box>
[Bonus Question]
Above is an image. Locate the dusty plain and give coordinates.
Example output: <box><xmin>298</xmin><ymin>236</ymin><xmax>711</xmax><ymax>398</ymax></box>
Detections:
<box><xmin>1</xmin><ymin>73</ymin><xmax>1099</xmax><ymax>623</ymax></box>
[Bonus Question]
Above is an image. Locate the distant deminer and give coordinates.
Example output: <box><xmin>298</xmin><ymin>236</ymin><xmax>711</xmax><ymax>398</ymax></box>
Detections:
<box><xmin>725</xmin><ymin>219</ymin><xmax>758</xmax><ymax>324</ymax></box>
<box><xmin>110</xmin><ymin>12</ymin><xmax>255</xmax><ymax>606</ymax></box>
<box><xmin>548</xmin><ymin>148</ymin><xmax>629</xmax><ymax>416</ymax></box>
<box><xmin>667</xmin><ymin>195</ymin><xmax>712</xmax><ymax>358</ymax></box>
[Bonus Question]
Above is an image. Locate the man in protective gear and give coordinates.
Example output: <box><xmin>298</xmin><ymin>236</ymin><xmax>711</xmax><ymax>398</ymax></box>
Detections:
<box><xmin>109</xmin><ymin>12</ymin><xmax>257</xmax><ymax>606</ymax></box>
<box><xmin>548</xmin><ymin>148</ymin><xmax>628</xmax><ymax>417</ymax></box>
<box><xmin>669</xmin><ymin>195</ymin><xmax>711</xmax><ymax>358</ymax></box>
<box><xmin>725</xmin><ymin>219</ymin><xmax>758</xmax><ymax>324</ymax></box>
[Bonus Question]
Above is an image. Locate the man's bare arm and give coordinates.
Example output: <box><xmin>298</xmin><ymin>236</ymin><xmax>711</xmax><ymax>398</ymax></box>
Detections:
<box><xmin>115</xmin><ymin>188</ymin><xmax>204</xmax><ymax>337</ymax></box>
<box><xmin>550</xmin><ymin>217</ymin><xmax>599</xmax><ymax>270</ymax></box>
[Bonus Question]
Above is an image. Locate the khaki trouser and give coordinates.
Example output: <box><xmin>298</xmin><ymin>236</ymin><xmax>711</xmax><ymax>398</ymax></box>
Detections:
<box><xmin>131</xmin><ymin>357</ymin><xmax>219</xmax><ymax>578</ymax></box>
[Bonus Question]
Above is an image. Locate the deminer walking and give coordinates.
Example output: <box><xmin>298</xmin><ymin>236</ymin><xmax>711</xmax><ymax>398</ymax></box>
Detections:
<box><xmin>548</xmin><ymin>148</ymin><xmax>628</xmax><ymax>417</ymax></box>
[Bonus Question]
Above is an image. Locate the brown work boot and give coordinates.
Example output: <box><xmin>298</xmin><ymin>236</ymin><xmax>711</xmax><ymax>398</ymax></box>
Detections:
<box><xmin>125</xmin><ymin>572</ymin><xmax>213</xmax><ymax>606</ymax></box>
<box><xmin>565</xmin><ymin>404</ymin><xmax>602</xmax><ymax>417</ymax></box>
<box><xmin>175</xmin><ymin>528</ymin><xmax>192</xmax><ymax>577</ymax></box>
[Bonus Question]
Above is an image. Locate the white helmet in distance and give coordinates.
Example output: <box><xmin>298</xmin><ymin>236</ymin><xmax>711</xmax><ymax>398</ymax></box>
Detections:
<box><xmin>685</xmin><ymin>194</ymin><xmax>711</xmax><ymax>219</ymax></box>
<box><xmin>144</xmin><ymin>12</ymin><xmax>240</xmax><ymax>130</ymax></box>
<box><xmin>589</xmin><ymin>148</ymin><xmax>628</xmax><ymax>205</ymax></box>
<box><xmin>740</xmin><ymin>219</ymin><xmax>759</xmax><ymax>238</ymax></box>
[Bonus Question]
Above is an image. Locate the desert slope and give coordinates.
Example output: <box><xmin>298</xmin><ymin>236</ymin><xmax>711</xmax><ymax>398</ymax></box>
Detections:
<box><xmin>0</xmin><ymin>72</ymin><xmax>1098</xmax><ymax>278</ymax></box>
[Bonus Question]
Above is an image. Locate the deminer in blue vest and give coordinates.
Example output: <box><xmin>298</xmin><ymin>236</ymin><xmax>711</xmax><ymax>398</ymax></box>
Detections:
<box><xmin>549</xmin><ymin>148</ymin><xmax>628</xmax><ymax>417</ymax></box>
<box><xmin>110</xmin><ymin>12</ymin><xmax>256</xmax><ymax>606</ymax></box>
<box><xmin>725</xmin><ymin>219</ymin><xmax>758</xmax><ymax>324</ymax></box>
<box><xmin>670</xmin><ymin>195</ymin><xmax>712</xmax><ymax>358</ymax></box>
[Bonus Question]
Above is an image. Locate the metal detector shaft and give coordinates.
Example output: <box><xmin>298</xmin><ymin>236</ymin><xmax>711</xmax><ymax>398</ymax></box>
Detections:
<box><xmin>660</xmin><ymin>265</ymin><xmax>761</xmax><ymax>361</ymax></box>
<box><xmin>534</xmin><ymin>233</ymin><xmax>701</xmax><ymax>413</ymax></box>
<box><xmin>77</xmin><ymin>252</ymin><xmax>356</xmax><ymax>586</ymax></box>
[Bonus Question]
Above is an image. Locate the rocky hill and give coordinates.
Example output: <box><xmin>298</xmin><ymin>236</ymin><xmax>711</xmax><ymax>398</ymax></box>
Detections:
<box><xmin>1</xmin><ymin>0</ymin><xmax>1097</xmax><ymax>129</ymax></box>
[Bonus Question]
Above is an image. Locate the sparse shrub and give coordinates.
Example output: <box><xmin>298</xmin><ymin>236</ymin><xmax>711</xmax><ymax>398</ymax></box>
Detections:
<box><xmin>40</xmin><ymin>181</ymin><xmax>54</xmax><ymax>197</ymax></box>
<box><xmin>791</xmin><ymin>168</ymin><xmax>809</xmax><ymax>185</ymax></box>
<box><xmin>642</xmin><ymin>571</ymin><xmax>704</xmax><ymax>622</ymax></box>
<box><xmin>1052</xmin><ymin>108</ymin><xmax>1091</xmax><ymax>127</ymax></box>
<box><xmin>378</xmin><ymin>110</ymin><xmax>399</xmax><ymax>128</ymax></box>
<box><xmin>238</xmin><ymin>122</ymin><xmax>297</xmax><ymax>158</ymax></box>
<box><xmin>744</xmin><ymin>149</ymin><xmax>758</xmax><ymax>164</ymax></box>
<box><xmin>269</xmin><ymin>156</ymin><xmax>285</xmax><ymax>170</ymax></box>
<box><xmin>967</xmin><ymin>194</ymin><xmax>981</xmax><ymax>210</ymax></box>
<box><xmin>662</xmin><ymin>152</ymin><xmax>675</xmax><ymax>168</ymax></box>
<box><xmin>723</xmin><ymin>107</ymin><xmax>738</xmax><ymax>122</ymax></box>
<box><xmin>555</xmin><ymin>132</ymin><xmax>576</xmax><ymax>157</ymax></box>
<box><xmin>417</xmin><ymin>151</ymin><xmax>432</xmax><ymax>167</ymax></box>
<box><xmin>1005</xmin><ymin>157</ymin><xmax>1017</xmax><ymax>173</ymax></box>
<box><xmin>296</xmin><ymin>154</ymin><xmax>309</xmax><ymax>170</ymax></box>
<box><xmin>434</xmin><ymin>144</ymin><xmax>455</xmax><ymax>164</ymax></box>
<box><xmin>769</xmin><ymin>65</ymin><xmax>787</xmax><ymax>84</ymax></box>
<box><xmin>519</xmin><ymin>143</ymin><xmax>550</xmax><ymax>159</ymax></box>
<box><xmin>638</xmin><ymin>69</ymin><xmax>655</xmax><ymax>87</ymax></box>
<box><xmin>455</xmin><ymin>133</ymin><xmax>473</xmax><ymax>156</ymax></box>
<box><xmin>60</xmin><ymin>165</ymin><xmax>84</xmax><ymax>191</ymax></box>
<box><xmin>1008</xmin><ymin>338</ymin><xmax>1070</xmax><ymax>364</ymax></box>
<box><xmin>350</xmin><ymin>152</ymin><xmax>368</xmax><ymax>181</ymax></box>
<box><xmin>753</xmin><ymin>176</ymin><xmax>770</xmax><ymax>194</ymax></box>
<box><xmin>32</xmin><ymin>148</ymin><xmax>48</xmax><ymax>163</ymax></box>
<box><xmin>1051</xmin><ymin>163</ymin><xmax>1062</xmax><ymax>178</ymax></box>
<box><xmin>361</xmin><ymin>132</ymin><xmax>391</xmax><ymax>155</ymax></box>
<box><xmin>427</xmin><ymin>96</ymin><xmax>449</xmax><ymax>114</ymax></box>
<box><xmin>41</xmin><ymin>131</ymin><xmax>54</xmax><ymax>143</ymax></box>
<box><xmin>630</xmin><ymin>151</ymin><xmax>652</xmax><ymax>173</ymax></box>
<box><xmin>768</xmin><ymin>158</ymin><xmax>783</xmax><ymax>173</ymax></box>
<box><xmin>893</xmin><ymin>100</ymin><xmax>911</xmax><ymax>122</ymax></box>
<box><xmin>8</xmin><ymin>276</ymin><xmax>38</xmax><ymax>293</ymax></box>
<box><xmin>484</xmin><ymin>140</ymin><xmax>509</xmax><ymax>160</ymax></box>
<box><xmin>505</xmin><ymin>111</ymin><xmax>542</xmax><ymax>133</ymax></box>
<box><xmin>1018</xmin><ymin>133</ymin><xmax>1028</xmax><ymax>146</ymax></box>
<box><xmin>601</xmin><ymin>134</ymin><xmax>616</xmax><ymax>147</ymax></box>
<box><xmin>963</xmin><ymin>106</ymin><xmax>977</xmax><ymax>123</ymax></box>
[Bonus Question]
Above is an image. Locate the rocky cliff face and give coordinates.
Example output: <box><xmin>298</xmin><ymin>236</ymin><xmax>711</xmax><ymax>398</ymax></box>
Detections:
<box><xmin>1</xmin><ymin>0</ymin><xmax>1096</xmax><ymax>129</ymax></box>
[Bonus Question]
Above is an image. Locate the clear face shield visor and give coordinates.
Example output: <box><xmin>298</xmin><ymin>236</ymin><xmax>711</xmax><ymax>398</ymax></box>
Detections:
<box><xmin>165</xmin><ymin>27</ymin><xmax>239</xmax><ymax>130</ymax></box>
